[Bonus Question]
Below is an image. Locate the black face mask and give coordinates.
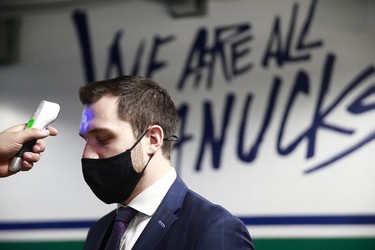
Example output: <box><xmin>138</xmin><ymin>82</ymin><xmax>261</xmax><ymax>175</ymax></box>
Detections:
<box><xmin>81</xmin><ymin>130</ymin><xmax>151</xmax><ymax>204</ymax></box>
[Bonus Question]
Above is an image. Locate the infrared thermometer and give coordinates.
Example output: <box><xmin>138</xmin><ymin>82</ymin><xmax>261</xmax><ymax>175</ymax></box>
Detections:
<box><xmin>8</xmin><ymin>100</ymin><xmax>60</xmax><ymax>172</ymax></box>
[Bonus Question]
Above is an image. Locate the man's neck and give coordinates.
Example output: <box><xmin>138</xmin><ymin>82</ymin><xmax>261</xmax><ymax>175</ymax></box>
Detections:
<box><xmin>122</xmin><ymin>158</ymin><xmax>172</xmax><ymax>205</ymax></box>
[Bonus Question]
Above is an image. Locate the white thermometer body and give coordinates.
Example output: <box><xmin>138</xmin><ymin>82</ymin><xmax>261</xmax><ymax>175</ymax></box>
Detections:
<box><xmin>8</xmin><ymin>100</ymin><xmax>60</xmax><ymax>172</ymax></box>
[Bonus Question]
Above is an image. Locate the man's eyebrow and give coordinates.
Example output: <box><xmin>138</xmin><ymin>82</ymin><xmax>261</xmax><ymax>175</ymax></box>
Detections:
<box><xmin>79</xmin><ymin>128</ymin><xmax>112</xmax><ymax>139</ymax></box>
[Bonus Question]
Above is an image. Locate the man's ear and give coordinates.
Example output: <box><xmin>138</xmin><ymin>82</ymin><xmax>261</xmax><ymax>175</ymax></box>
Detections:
<box><xmin>147</xmin><ymin>125</ymin><xmax>164</xmax><ymax>154</ymax></box>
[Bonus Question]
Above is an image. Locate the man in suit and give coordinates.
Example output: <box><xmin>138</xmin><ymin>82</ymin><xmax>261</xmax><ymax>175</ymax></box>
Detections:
<box><xmin>79</xmin><ymin>75</ymin><xmax>255</xmax><ymax>249</ymax></box>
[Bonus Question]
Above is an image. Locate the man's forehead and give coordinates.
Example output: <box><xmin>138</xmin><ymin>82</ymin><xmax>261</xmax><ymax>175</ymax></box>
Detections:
<box><xmin>79</xmin><ymin>104</ymin><xmax>131</xmax><ymax>136</ymax></box>
<box><xmin>79</xmin><ymin>106</ymin><xmax>95</xmax><ymax>135</ymax></box>
<box><xmin>79</xmin><ymin>96</ymin><xmax>118</xmax><ymax>132</ymax></box>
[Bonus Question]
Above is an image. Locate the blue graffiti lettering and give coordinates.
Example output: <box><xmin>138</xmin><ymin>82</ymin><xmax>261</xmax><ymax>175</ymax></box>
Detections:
<box><xmin>177</xmin><ymin>23</ymin><xmax>253</xmax><ymax>90</ymax></box>
<box><xmin>106</xmin><ymin>31</ymin><xmax>124</xmax><ymax>78</ymax></box>
<box><xmin>72</xmin><ymin>10</ymin><xmax>175</xmax><ymax>81</ymax></box>
<box><xmin>175</xmin><ymin>55</ymin><xmax>374</xmax><ymax>173</ymax></box>
<box><xmin>261</xmin><ymin>0</ymin><xmax>323</xmax><ymax>68</ymax></box>
<box><xmin>237</xmin><ymin>77</ymin><xmax>281</xmax><ymax>162</ymax></box>
<box><xmin>72</xmin><ymin>10</ymin><xmax>96</xmax><ymax>83</ymax></box>
<box><xmin>146</xmin><ymin>35</ymin><xmax>176</xmax><ymax>78</ymax></box>
<box><xmin>195</xmin><ymin>94</ymin><xmax>235</xmax><ymax>170</ymax></box>
<box><xmin>278</xmin><ymin>54</ymin><xmax>356</xmax><ymax>159</ymax></box>
<box><xmin>304</xmin><ymin>59</ymin><xmax>375</xmax><ymax>173</ymax></box>
<box><xmin>347</xmin><ymin>85</ymin><xmax>375</xmax><ymax>114</ymax></box>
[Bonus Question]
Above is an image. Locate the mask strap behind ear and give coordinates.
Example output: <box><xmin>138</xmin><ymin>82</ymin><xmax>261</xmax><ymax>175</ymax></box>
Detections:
<box><xmin>163</xmin><ymin>135</ymin><xmax>179</xmax><ymax>142</ymax></box>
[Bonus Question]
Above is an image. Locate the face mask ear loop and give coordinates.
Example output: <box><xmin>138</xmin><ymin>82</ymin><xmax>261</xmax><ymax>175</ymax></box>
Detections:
<box><xmin>140</xmin><ymin>153</ymin><xmax>154</xmax><ymax>174</ymax></box>
<box><xmin>129</xmin><ymin>129</ymin><xmax>148</xmax><ymax>151</ymax></box>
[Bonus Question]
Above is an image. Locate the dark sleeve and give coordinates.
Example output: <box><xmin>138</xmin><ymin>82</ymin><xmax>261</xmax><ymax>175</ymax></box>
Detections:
<box><xmin>195</xmin><ymin>207</ymin><xmax>255</xmax><ymax>250</ymax></box>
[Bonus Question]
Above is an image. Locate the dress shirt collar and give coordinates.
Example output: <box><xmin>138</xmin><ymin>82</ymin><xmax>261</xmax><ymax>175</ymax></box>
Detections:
<box><xmin>118</xmin><ymin>167</ymin><xmax>177</xmax><ymax>216</ymax></box>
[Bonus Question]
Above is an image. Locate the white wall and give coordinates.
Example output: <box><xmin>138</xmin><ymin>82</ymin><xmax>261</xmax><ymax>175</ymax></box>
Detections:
<box><xmin>0</xmin><ymin>0</ymin><xmax>374</xmax><ymax>241</ymax></box>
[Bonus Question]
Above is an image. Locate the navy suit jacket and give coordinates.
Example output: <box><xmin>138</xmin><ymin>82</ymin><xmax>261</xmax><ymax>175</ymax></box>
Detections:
<box><xmin>84</xmin><ymin>176</ymin><xmax>255</xmax><ymax>249</ymax></box>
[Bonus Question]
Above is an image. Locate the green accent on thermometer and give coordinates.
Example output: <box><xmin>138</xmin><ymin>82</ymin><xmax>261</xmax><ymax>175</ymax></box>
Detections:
<box><xmin>26</xmin><ymin>119</ymin><xmax>35</xmax><ymax>128</ymax></box>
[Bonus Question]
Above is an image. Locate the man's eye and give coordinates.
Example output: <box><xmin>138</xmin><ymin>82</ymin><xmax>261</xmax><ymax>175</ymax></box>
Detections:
<box><xmin>97</xmin><ymin>138</ymin><xmax>110</xmax><ymax>145</ymax></box>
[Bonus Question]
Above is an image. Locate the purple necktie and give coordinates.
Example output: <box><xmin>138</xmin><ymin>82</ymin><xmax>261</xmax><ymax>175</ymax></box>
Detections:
<box><xmin>105</xmin><ymin>206</ymin><xmax>137</xmax><ymax>250</ymax></box>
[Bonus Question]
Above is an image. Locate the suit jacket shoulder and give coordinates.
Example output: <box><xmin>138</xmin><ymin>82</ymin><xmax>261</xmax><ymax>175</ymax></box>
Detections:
<box><xmin>134</xmin><ymin>176</ymin><xmax>255</xmax><ymax>250</ymax></box>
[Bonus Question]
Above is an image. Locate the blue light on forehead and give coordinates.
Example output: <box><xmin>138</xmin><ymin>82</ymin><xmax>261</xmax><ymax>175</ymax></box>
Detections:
<box><xmin>80</xmin><ymin>108</ymin><xmax>94</xmax><ymax>134</ymax></box>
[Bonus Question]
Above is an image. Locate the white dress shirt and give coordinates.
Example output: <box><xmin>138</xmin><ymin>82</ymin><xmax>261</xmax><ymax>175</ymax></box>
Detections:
<box><xmin>118</xmin><ymin>167</ymin><xmax>177</xmax><ymax>250</ymax></box>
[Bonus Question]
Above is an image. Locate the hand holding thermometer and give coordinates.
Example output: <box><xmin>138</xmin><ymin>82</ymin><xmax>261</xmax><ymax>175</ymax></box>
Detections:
<box><xmin>8</xmin><ymin>100</ymin><xmax>60</xmax><ymax>172</ymax></box>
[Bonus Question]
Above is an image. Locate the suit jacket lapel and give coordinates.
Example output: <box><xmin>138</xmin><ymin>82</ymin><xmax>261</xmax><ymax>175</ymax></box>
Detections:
<box><xmin>132</xmin><ymin>177</ymin><xmax>188</xmax><ymax>249</ymax></box>
<box><xmin>84</xmin><ymin>210</ymin><xmax>116</xmax><ymax>250</ymax></box>
<box><xmin>99</xmin><ymin>214</ymin><xmax>116</xmax><ymax>249</ymax></box>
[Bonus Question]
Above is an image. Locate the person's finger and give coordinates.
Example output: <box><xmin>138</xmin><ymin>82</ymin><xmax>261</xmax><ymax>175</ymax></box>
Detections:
<box><xmin>20</xmin><ymin>159</ymin><xmax>34</xmax><ymax>171</ymax></box>
<box><xmin>20</xmin><ymin>152</ymin><xmax>41</xmax><ymax>171</ymax></box>
<box><xmin>33</xmin><ymin>140</ymin><xmax>46</xmax><ymax>153</ymax></box>
<box><xmin>16</xmin><ymin>128</ymin><xmax>51</xmax><ymax>142</ymax></box>
<box><xmin>45</xmin><ymin>126</ymin><xmax>58</xmax><ymax>136</ymax></box>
